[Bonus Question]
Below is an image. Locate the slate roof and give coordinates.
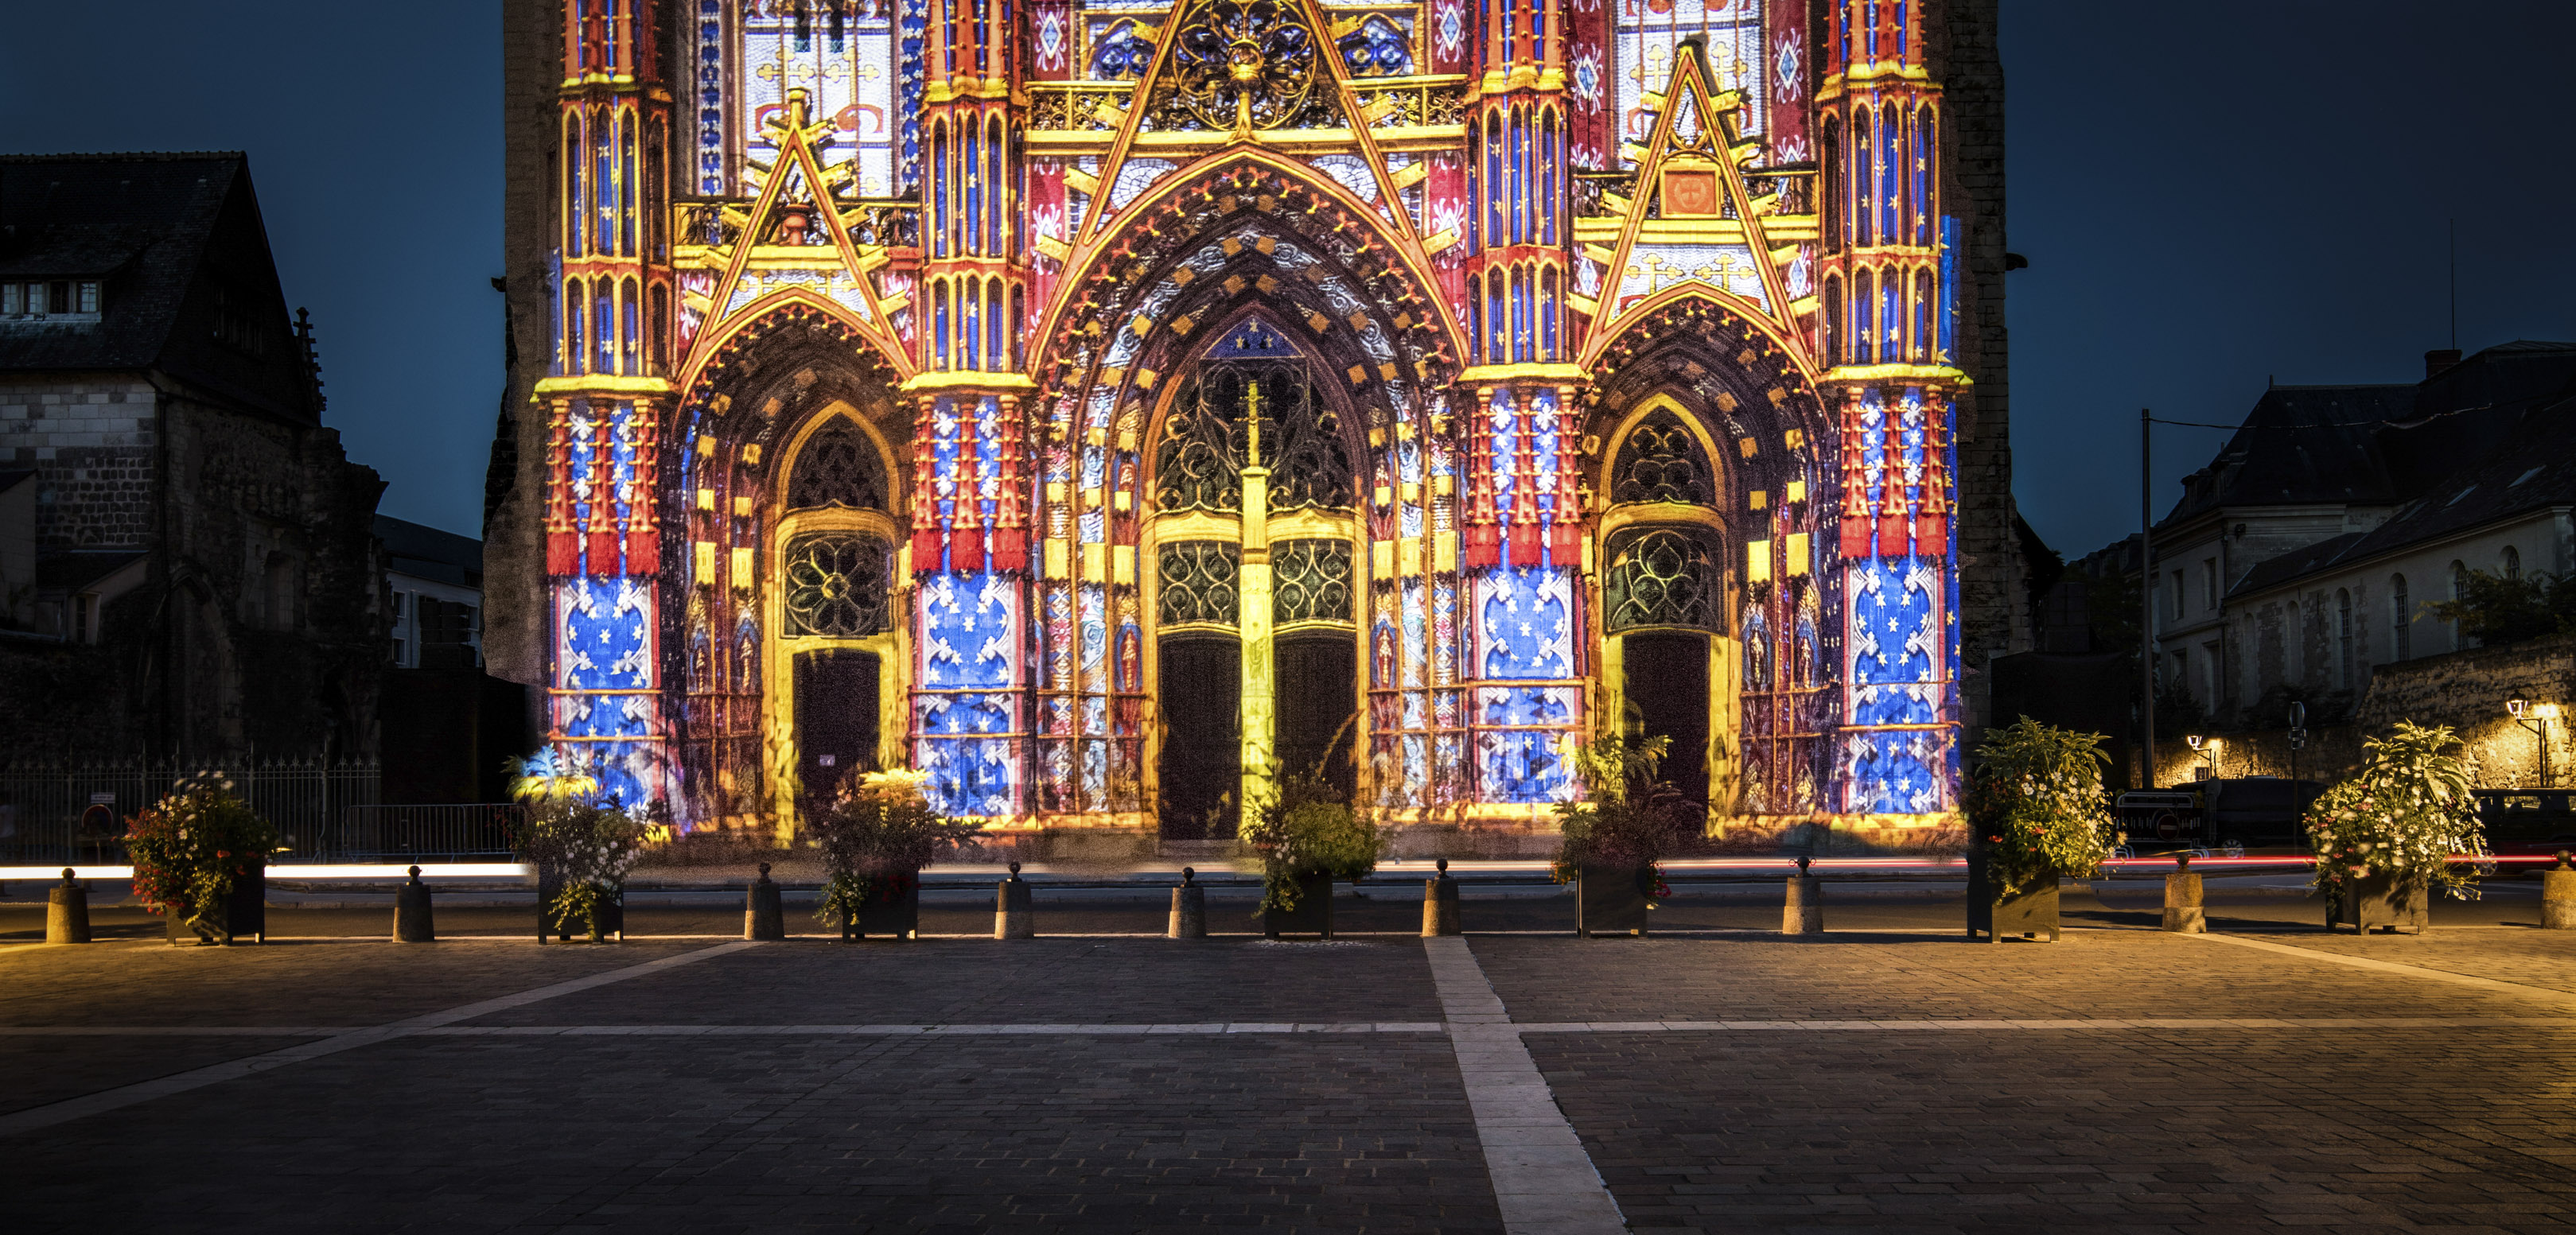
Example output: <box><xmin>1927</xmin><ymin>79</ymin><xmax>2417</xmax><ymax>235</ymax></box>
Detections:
<box><xmin>2224</xmin><ymin>358</ymin><xmax>2576</xmax><ymax>598</ymax></box>
<box><xmin>376</xmin><ymin>515</ymin><xmax>482</xmax><ymax>589</ymax></box>
<box><xmin>2158</xmin><ymin>384</ymin><xmax>2415</xmax><ymax>530</ymax></box>
<box><xmin>2228</xmin><ymin>532</ymin><xmax>2367</xmax><ymax>597</ymax></box>
<box><xmin>0</xmin><ymin>153</ymin><xmax>244</xmax><ymax>371</ymax></box>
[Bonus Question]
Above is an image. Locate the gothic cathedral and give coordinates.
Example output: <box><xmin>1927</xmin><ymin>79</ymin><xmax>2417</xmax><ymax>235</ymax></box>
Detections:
<box><xmin>491</xmin><ymin>0</ymin><xmax>2010</xmax><ymax>849</ymax></box>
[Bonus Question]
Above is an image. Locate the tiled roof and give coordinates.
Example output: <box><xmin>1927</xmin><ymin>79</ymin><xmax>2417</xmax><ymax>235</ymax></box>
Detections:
<box><xmin>2158</xmin><ymin>384</ymin><xmax>2415</xmax><ymax>528</ymax></box>
<box><xmin>0</xmin><ymin>153</ymin><xmax>243</xmax><ymax>371</ymax></box>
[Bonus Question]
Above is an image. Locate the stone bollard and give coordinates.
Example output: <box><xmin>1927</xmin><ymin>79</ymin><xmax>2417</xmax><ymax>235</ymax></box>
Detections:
<box><xmin>393</xmin><ymin>865</ymin><xmax>437</xmax><ymax>943</ymax></box>
<box><xmin>2545</xmin><ymin>852</ymin><xmax>2576</xmax><ymax>930</ymax></box>
<box><xmin>2163</xmin><ymin>852</ymin><xmax>2207</xmax><ymax>934</ymax></box>
<box><xmin>1422</xmin><ymin>857</ymin><xmax>1462</xmax><ymax>936</ymax></box>
<box><xmin>1168</xmin><ymin>866</ymin><xmax>1207</xmax><ymax>939</ymax></box>
<box><xmin>1783</xmin><ymin>856</ymin><xmax>1823</xmax><ymax>934</ymax></box>
<box><xmin>46</xmin><ymin>868</ymin><xmax>91</xmax><ymax>945</ymax></box>
<box><xmin>996</xmin><ymin>861</ymin><xmax>1035</xmax><ymax>939</ymax></box>
<box><xmin>745</xmin><ymin>861</ymin><xmax>785</xmax><ymax>941</ymax></box>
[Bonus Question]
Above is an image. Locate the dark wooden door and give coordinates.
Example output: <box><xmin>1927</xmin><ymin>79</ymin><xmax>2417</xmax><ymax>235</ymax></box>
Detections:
<box><xmin>1623</xmin><ymin>632</ymin><xmax>1710</xmax><ymax>807</ymax></box>
<box><xmin>1158</xmin><ymin>634</ymin><xmax>1241</xmax><ymax>837</ymax></box>
<box><xmin>1274</xmin><ymin>631</ymin><xmax>1357</xmax><ymax>802</ymax></box>
<box><xmin>793</xmin><ymin>649</ymin><xmax>879</xmax><ymax>802</ymax></box>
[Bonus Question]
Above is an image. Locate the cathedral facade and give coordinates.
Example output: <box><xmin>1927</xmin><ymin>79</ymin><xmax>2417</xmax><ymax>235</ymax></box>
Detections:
<box><xmin>489</xmin><ymin>0</ymin><xmax>2012</xmax><ymax>847</ymax></box>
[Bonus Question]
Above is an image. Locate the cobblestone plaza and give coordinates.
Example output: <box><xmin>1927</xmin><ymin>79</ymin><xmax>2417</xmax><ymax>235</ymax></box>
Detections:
<box><xmin>7</xmin><ymin>882</ymin><xmax>2575</xmax><ymax>1232</ymax></box>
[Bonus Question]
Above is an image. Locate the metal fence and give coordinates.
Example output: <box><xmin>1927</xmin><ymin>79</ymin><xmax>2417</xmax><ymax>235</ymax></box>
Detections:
<box><xmin>0</xmin><ymin>760</ymin><xmax>390</xmax><ymax>865</ymax></box>
<box><xmin>329</xmin><ymin>804</ymin><xmax>526</xmax><ymax>863</ymax></box>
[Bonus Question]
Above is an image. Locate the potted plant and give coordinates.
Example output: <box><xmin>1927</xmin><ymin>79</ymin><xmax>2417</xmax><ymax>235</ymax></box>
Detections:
<box><xmin>2306</xmin><ymin>721</ymin><xmax>2485</xmax><ymax>934</ymax></box>
<box><xmin>810</xmin><ymin>767</ymin><xmax>980</xmax><ymax>940</ymax></box>
<box><xmin>126</xmin><ymin>772</ymin><xmax>275</xmax><ymax>946</ymax></box>
<box><xmin>1242</xmin><ymin>765</ymin><xmax>1380</xmax><ymax>938</ymax></box>
<box><xmin>1553</xmin><ymin>731</ymin><xmax>1696</xmax><ymax>938</ymax></box>
<box><xmin>1964</xmin><ymin>719</ymin><xmax>2112</xmax><ymax>942</ymax></box>
<box><xmin>510</xmin><ymin>749</ymin><xmax>647</xmax><ymax>942</ymax></box>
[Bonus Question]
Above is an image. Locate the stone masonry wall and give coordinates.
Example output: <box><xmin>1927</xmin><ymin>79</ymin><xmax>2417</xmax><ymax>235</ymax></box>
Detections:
<box><xmin>483</xmin><ymin>0</ymin><xmax>563</xmax><ymax>689</ymax></box>
<box><xmin>0</xmin><ymin>375</ymin><xmax>158</xmax><ymax>550</ymax></box>
<box><xmin>2161</xmin><ymin>633</ymin><xmax>2576</xmax><ymax>791</ymax></box>
<box><xmin>1935</xmin><ymin>0</ymin><xmax>2021</xmax><ymax>737</ymax></box>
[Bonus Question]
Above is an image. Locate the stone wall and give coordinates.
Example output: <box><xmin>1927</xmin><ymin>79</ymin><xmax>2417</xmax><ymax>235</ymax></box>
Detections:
<box><xmin>1935</xmin><ymin>0</ymin><xmax>2023</xmax><ymax>734</ymax></box>
<box><xmin>0</xmin><ymin>375</ymin><xmax>157</xmax><ymax>550</ymax></box>
<box><xmin>481</xmin><ymin>0</ymin><xmax>563</xmax><ymax>690</ymax></box>
<box><xmin>2162</xmin><ymin>633</ymin><xmax>2576</xmax><ymax>790</ymax></box>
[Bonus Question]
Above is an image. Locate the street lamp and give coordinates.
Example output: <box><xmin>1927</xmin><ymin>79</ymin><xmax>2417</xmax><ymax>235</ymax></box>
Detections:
<box><xmin>2512</xmin><ymin>700</ymin><xmax>2556</xmax><ymax>788</ymax></box>
<box><xmin>2185</xmin><ymin>734</ymin><xmax>2222</xmax><ymax>780</ymax></box>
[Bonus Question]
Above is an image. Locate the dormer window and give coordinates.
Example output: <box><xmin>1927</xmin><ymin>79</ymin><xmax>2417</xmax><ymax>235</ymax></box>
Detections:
<box><xmin>1</xmin><ymin>279</ymin><xmax>101</xmax><ymax>320</ymax></box>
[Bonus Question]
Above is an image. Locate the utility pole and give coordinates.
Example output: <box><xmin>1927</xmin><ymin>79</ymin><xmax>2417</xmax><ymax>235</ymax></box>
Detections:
<box><xmin>2141</xmin><ymin>409</ymin><xmax>2157</xmax><ymax>790</ymax></box>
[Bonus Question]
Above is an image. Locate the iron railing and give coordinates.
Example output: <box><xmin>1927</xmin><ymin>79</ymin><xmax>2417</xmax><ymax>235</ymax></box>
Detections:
<box><xmin>0</xmin><ymin>760</ymin><xmax>381</xmax><ymax>865</ymax></box>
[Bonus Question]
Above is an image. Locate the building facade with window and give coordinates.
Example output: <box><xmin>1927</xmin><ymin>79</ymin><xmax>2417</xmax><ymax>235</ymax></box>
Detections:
<box><xmin>379</xmin><ymin>515</ymin><xmax>486</xmax><ymax>670</ymax></box>
<box><xmin>484</xmin><ymin>0</ymin><xmax>2018</xmax><ymax>845</ymax></box>
<box><xmin>0</xmin><ymin>153</ymin><xmax>387</xmax><ymax>761</ymax></box>
<box><xmin>2125</xmin><ymin>341</ymin><xmax>2576</xmax><ymax>734</ymax></box>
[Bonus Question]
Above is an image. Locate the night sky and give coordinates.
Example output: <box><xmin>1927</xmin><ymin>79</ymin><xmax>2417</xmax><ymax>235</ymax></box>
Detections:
<box><xmin>5</xmin><ymin>2</ymin><xmax>2570</xmax><ymax>557</ymax></box>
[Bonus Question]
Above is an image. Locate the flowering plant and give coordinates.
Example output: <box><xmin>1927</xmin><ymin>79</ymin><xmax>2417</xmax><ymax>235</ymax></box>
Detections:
<box><xmin>1551</xmin><ymin>730</ymin><xmax>1696</xmax><ymax>891</ymax></box>
<box><xmin>124</xmin><ymin>773</ymin><xmax>276</xmax><ymax>934</ymax></box>
<box><xmin>1965</xmin><ymin>719</ymin><xmax>2112</xmax><ymax>897</ymax></box>
<box><xmin>2306</xmin><ymin>721</ymin><xmax>2486</xmax><ymax>902</ymax></box>
<box><xmin>807</xmin><ymin>767</ymin><xmax>981</xmax><ymax>929</ymax></box>
<box><xmin>1240</xmin><ymin>764</ymin><xmax>1380</xmax><ymax>914</ymax></box>
<box><xmin>508</xmin><ymin>748</ymin><xmax>648</xmax><ymax>940</ymax></box>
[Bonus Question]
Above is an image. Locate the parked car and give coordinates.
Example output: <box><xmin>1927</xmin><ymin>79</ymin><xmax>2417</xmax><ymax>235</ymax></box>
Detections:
<box><xmin>2114</xmin><ymin>777</ymin><xmax>2322</xmax><ymax>851</ymax></box>
<box><xmin>2472</xmin><ymin>790</ymin><xmax>2576</xmax><ymax>871</ymax></box>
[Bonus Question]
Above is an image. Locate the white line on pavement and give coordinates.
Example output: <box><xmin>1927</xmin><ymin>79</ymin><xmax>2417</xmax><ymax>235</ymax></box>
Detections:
<box><xmin>2185</xmin><ymin>931</ymin><xmax>2576</xmax><ymax>1004</ymax></box>
<box><xmin>0</xmin><ymin>941</ymin><xmax>757</xmax><ymax>1139</ymax></box>
<box><xmin>1424</xmin><ymin>936</ymin><xmax>1628</xmax><ymax>1235</ymax></box>
<box><xmin>10</xmin><ymin>1015</ymin><xmax>2570</xmax><ymax>1039</ymax></box>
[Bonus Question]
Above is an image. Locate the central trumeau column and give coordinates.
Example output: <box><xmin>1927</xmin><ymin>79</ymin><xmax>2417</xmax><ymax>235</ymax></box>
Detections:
<box><xmin>1237</xmin><ymin>380</ymin><xmax>1275</xmax><ymax>815</ymax></box>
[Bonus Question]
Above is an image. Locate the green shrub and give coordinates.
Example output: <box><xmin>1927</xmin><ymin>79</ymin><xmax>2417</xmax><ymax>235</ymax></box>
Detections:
<box><xmin>807</xmin><ymin>768</ymin><xmax>983</xmax><ymax>928</ymax></box>
<box><xmin>124</xmin><ymin>773</ymin><xmax>276</xmax><ymax>930</ymax></box>
<box><xmin>1241</xmin><ymin>764</ymin><xmax>1379</xmax><ymax>913</ymax></box>
<box><xmin>1551</xmin><ymin>731</ymin><xmax>1697</xmax><ymax>887</ymax></box>
<box><xmin>1966</xmin><ymin>718</ymin><xmax>2113</xmax><ymax>896</ymax></box>
<box><xmin>2306</xmin><ymin>721</ymin><xmax>2487</xmax><ymax>902</ymax></box>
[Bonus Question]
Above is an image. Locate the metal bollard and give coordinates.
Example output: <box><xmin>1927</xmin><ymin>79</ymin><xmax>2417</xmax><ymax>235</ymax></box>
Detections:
<box><xmin>2163</xmin><ymin>852</ymin><xmax>2206</xmax><ymax>934</ymax></box>
<box><xmin>46</xmin><ymin>868</ymin><xmax>91</xmax><ymax>945</ymax></box>
<box><xmin>996</xmin><ymin>861</ymin><xmax>1035</xmax><ymax>938</ymax></box>
<box><xmin>1783</xmin><ymin>856</ymin><xmax>1823</xmax><ymax>934</ymax></box>
<box><xmin>745</xmin><ymin>861</ymin><xmax>785</xmax><ymax>941</ymax></box>
<box><xmin>2545</xmin><ymin>851</ymin><xmax>2576</xmax><ymax>930</ymax></box>
<box><xmin>1168</xmin><ymin>866</ymin><xmax>1207</xmax><ymax>938</ymax></box>
<box><xmin>1422</xmin><ymin>857</ymin><xmax>1462</xmax><ymax>936</ymax></box>
<box><xmin>393</xmin><ymin>865</ymin><xmax>437</xmax><ymax>942</ymax></box>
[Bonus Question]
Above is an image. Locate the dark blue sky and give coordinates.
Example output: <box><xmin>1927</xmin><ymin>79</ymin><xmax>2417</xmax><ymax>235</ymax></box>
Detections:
<box><xmin>5</xmin><ymin>2</ymin><xmax>2570</xmax><ymax>553</ymax></box>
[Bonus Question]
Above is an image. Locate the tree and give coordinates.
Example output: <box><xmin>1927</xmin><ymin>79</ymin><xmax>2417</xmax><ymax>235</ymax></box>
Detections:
<box><xmin>2430</xmin><ymin>568</ymin><xmax>2572</xmax><ymax>647</ymax></box>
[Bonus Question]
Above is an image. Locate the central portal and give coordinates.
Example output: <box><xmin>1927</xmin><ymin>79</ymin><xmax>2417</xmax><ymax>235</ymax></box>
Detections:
<box><xmin>1148</xmin><ymin>318</ymin><xmax>1360</xmax><ymax>837</ymax></box>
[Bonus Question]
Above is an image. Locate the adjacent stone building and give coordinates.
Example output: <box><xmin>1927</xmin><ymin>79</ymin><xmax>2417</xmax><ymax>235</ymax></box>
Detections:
<box><xmin>0</xmin><ymin>153</ymin><xmax>386</xmax><ymax>762</ymax></box>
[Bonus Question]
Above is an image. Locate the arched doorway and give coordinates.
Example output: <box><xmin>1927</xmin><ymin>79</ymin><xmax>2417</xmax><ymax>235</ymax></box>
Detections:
<box><xmin>767</xmin><ymin>407</ymin><xmax>905</xmax><ymax>810</ymax></box>
<box><xmin>1146</xmin><ymin>318</ymin><xmax>1361</xmax><ymax>836</ymax></box>
<box><xmin>1599</xmin><ymin>402</ymin><xmax>1729</xmax><ymax>811</ymax></box>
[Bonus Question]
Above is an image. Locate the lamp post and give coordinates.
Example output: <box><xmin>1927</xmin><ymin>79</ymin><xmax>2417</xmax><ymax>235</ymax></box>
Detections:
<box><xmin>2288</xmin><ymin>701</ymin><xmax>2309</xmax><ymax>852</ymax></box>
<box><xmin>2185</xmin><ymin>733</ymin><xmax>2207</xmax><ymax>780</ymax></box>
<box><xmin>2511</xmin><ymin>699</ymin><xmax>2555</xmax><ymax>788</ymax></box>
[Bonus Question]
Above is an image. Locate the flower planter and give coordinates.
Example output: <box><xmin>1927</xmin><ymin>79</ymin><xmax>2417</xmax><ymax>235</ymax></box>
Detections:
<box><xmin>2330</xmin><ymin>872</ymin><xmax>2429</xmax><ymax>934</ymax></box>
<box><xmin>1263</xmin><ymin>872</ymin><xmax>1334</xmax><ymax>938</ymax></box>
<box><xmin>1967</xmin><ymin>853</ymin><xmax>2060</xmax><ymax>942</ymax></box>
<box><xmin>844</xmin><ymin>876</ymin><xmax>920</xmax><ymax>940</ymax></box>
<box><xmin>537</xmin><ymin>861</ymin><xmax>625</xmax><ymax>942</ymax></box>
<box><xmin>1577</xmin><ymin>864</ymin><xmax>1652</xmax><ymax>937</ymax></box>
<box><xmin>165</xmin><ymin>865</ymin><xmax>267</xmax><ymax>946</ymax></box>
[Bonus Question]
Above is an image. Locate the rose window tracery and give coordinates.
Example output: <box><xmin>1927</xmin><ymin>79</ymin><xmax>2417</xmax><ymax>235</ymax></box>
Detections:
<box><xmin>1162</xmin><ymin>0</ymin><xmax>1325</xmax><ymax>132</ymax></box>
<box><xmin>1605</xmin><ymin>528</ymin><xmax>1720</xmax><ymax>632</ymax></box>
<box><xmin>783</xmin><ymin>534</ymin><xmax>891</xmax><ymax>637</ymax></box>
